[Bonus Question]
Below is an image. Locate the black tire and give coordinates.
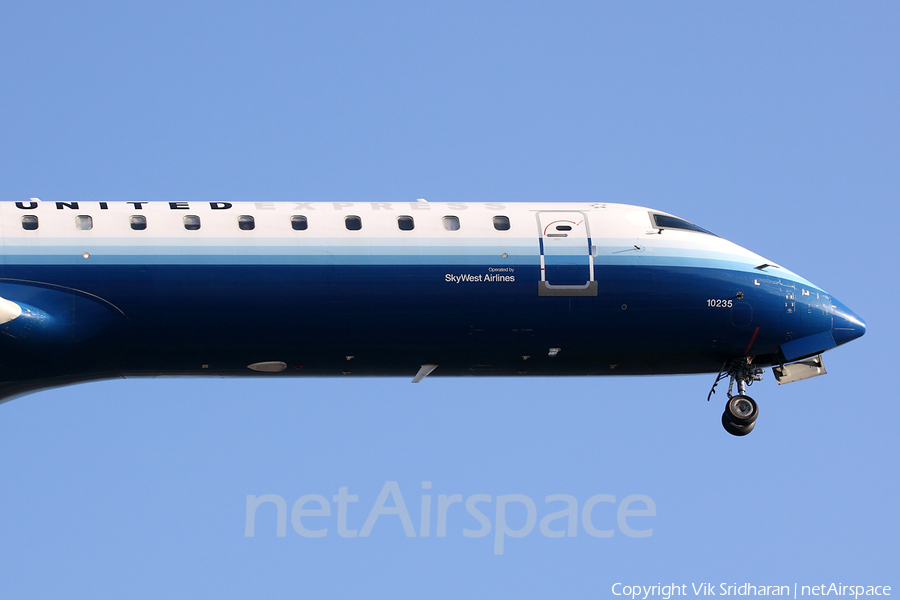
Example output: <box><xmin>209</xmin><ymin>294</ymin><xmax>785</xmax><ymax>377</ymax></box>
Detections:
<box><xmin>722</xmin><ymin>411</ymin><xmax>756</xmax><ymax>436</ymax></box>
<box><xmin>725</xmin><ymin>395</ymin><xmax>759</xmax><ymax>425</ymax></box>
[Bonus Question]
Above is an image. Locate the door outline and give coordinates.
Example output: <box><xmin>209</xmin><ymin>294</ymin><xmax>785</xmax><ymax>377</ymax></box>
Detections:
<box><xmin>535</xmin><ymin>210</ymin><xmax>598</xmax><ymax>297</ymax></box>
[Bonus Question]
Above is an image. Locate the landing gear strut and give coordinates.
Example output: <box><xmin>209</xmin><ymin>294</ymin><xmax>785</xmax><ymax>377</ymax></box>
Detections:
<box><xmin>708</xmin><ymin>358</ymin><xmax>763</xmax><ymax>436</ymax></box>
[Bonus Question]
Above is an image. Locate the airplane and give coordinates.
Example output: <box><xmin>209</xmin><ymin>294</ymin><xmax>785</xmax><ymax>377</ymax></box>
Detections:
<box><xmin>0</xmin><ymin>198</ymin><xmax>865</xmax><ymax>436</ymax></box>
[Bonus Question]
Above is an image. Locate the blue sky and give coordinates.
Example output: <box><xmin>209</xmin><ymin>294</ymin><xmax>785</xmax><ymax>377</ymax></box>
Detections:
<box><xmin>0</xmin><ymin>2</ymin><xmax>897</xmax><ymax>598</ymax></box>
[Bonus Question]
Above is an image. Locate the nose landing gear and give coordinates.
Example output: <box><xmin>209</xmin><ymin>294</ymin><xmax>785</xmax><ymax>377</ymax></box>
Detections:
<box><xmin>708</xmin><ymin>358</ymin><xmax>763</xmax><ymax>436</ymax></box>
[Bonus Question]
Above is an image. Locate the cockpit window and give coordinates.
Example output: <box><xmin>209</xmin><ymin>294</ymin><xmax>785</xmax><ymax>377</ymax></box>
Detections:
<box><xmin>651</xmin><ymin>213</ymin><xmax>715</xmax><ymax>236</ymax></box>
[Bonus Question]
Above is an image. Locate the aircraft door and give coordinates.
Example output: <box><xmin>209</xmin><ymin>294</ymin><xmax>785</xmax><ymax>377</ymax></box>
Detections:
<box><xmin>536</xmin><ymin>211</ymin><xmax>597</xmax><ymax>296</ymax></box>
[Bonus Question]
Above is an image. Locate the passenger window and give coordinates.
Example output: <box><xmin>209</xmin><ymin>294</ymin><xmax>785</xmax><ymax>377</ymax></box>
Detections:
<box><xmin>76</xmin><ymin>215</ymin><xmax>93</xmax><ymax>230</ymax></box>
<box><xmin>397</xmin><ymin>215</ymin><xmax>414</xmax><ymax>231</ymax></box>
<box><xmin>183</xmin><ymin>215</ymin><xmax>201</xmax><ymax>230</ymax></box>
<box><xmin>21</xmin><ymin>215</ymin><xmax>38</xmax><ymax>230</ymax></box>
<box><xmin>493</xmin><ymin>216</ymin><xmax>510</xmax><ymax>231</ymax></box>
<box><xmin>443</xmin><ymin>216</ymin><xmax>460</xmax><ymax>231</ymax></box>
<box><xmin>345</xmin><ymin>215</ymin><xmax>362</xmax><ymax>231</ymax></box>
<box><xmin>291</xmin><ymin>215</ymin><xmax>308</xmax><ymax>231</ymax></box>
<box><xmin>238</xmin><ymin>215</ymin><xmax>255</xmax><ymax>230</ymax></box>
<box><xmin>130</xmin><ymin>215</ymin><xmax>147</xmax><ymax>230</ymax></box>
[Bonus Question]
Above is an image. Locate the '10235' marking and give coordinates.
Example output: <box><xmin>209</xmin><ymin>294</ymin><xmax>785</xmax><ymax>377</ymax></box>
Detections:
<box><xmin>707</xmin><ymin>299</ymin><xmax>733</xmax><ymax>308</ymax></box>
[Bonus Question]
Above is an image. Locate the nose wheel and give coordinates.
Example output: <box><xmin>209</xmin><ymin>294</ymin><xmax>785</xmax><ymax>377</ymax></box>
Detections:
<box><xmin>708</xmin><ymin>358</ymin><xmax>764</xmax><ymax>436</ymax></box>
<box><xmin>721</xmin><ymin>395</ymin><xmax>759</xmax><ymax>436</ymax></box>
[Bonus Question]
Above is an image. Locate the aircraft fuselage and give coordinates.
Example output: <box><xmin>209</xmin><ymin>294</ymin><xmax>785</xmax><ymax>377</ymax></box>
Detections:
<box><xmin>0</xmin><ymin>200</ymin><xmax>865</xmax><ymax>406</ymax></box>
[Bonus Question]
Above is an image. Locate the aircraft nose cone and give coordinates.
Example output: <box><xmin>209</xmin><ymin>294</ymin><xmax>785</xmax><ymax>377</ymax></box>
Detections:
<box><xmin>831</xmin><ymin>298</ymin><xmax>866</xmax><ymax>346</ymax></box>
